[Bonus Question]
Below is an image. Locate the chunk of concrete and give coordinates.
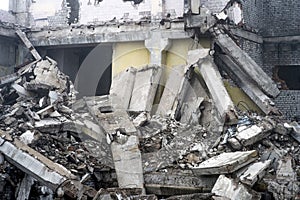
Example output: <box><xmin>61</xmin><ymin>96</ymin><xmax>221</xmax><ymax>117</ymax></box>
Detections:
<box><xmin>213</xmin><ymin>30</ymin><xmax>280</xmax><ymax>97</ymax></box>
<box><xmin>238</xmin><ymin>160</ymin><xmax>271</xmax><ymax>187</ymax></box>
<box><xmin>188</xmin><ymin>49</ymin><xmax>236</xmax><ymax>121</ymax></box>
<box><xmin>276</xmin><ymin>156</ymin><xmax>296</xmax><ymax>181</ymax></box>
<box><xmin>144</xmin><ymin>171</ymin><xmax>218</xmax><ymax>196</ymax></box>
<box><xmin>228</xmin><ymin>119</ymin><xmax>274</xmax><ymax>148</ymax></box>
<box><xmin>129</xmin><ymin>65</ymin><xmax>162</xmax><ymax>112</ymax></box>
<box><xmin>193</xmin><ymin>150</ymin><xmax>258</xmax><ymax>175</ymax></box>
<box><xmin>180</xmin><ymin>97</ymin><xmax>204</xmax><ymax>125</ymax></box>
<box><xmin>111</xmin><ymin>135</ymin><xmax>144</xmax><ymax>191</ymax></box>
<box><xmin>156</xmin><ymin>65</ymin><xmax>186</xmax><ymax>116</ymax></box>
<box><xmin>110</xmin><ymin>67</ymin><xmax>137</xmax><ymax>110</ymax></box>
<box><xmin>212</xmin><ymin>175</ymin><xmax>261</xmax><ymax>200</ymax></box>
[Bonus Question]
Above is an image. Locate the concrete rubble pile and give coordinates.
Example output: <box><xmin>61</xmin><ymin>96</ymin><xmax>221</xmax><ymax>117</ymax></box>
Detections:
<box><xmin>0</xmin><ymin>52</ymin><xmax>299</xmax><ymax>199</ymax></box>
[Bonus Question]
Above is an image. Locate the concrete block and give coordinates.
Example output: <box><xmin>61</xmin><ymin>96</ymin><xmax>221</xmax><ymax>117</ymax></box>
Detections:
<box><xmin>110</xmin><ymin>67</ymin><xmax>137</xmax><ymax>110</ymax></box>
<box><xmin>238</xmin><ymin>160</ymin><xmax>272</xmax><ymax>186</ymax></box>
<box><xmin>192</xmin><ymin>150</ymin><xmax>258</xmax><ymax>175</ymax></box>
<box><xmin>212</xmin><ymin>175</ymin><xmax>261</xmax><ymax>200</ymax></box>
<box><xmin>129</xmin><ymin>65</ymin><xmax>162</xmax><ymax>112</ymax></box>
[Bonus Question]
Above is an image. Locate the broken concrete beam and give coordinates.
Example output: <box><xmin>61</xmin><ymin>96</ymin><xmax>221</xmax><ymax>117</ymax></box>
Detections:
<box><xmin>110</xmin><ymin>67</ymin><xmax>137</xmax><ymax>110</ymax></box>
<box><xmin>212</xmin><ymin>175</ymin><xmax>261</xmax><ymax>200</ymax></box>
<box><xmin>228</xmin><ymin>119</ymin><xmax>274</xmax><ymax>149</ymax></box>
<box><xmin>0</xmin><ymin>137</ymin><xmax>67</xmax><ymax>191</ymax></box>
<box><xmin>129</xmin><ymin>65</ymin><xmax>162</xmax><ymax>112</ymax></box>
<box><xmin>192</xmin><ymin>150</ymin><xmax>258</xmax><ymax>175</ymax></box>
<box><xmin>188</xmin><ymin>49</ymin><xmax>236</xmax><ymax>121</ymax></box>
<box><xmin>156</xmin><ymin>65</ymin><xmax>186</xmax><ymax>116</ymax></box>
<box><xmin>16</xmin><ymin>29</ymin><xmax>42</xmax><ymax>61</ymax></box>
<box><xmin>213</xmin><ymin>29</ymin><xmax>280</xmax><ymax>97</ymax></box>
<box><xmin>111</xmin><ymin>135</ymin><xmax>144</xmax><ymax>191</ymax></box>
<box><xmin>144</xmin><ymin>171</ymin><xmax>218</xmax><ymax>196</ymax></box>
<box><xmin>34</xmin><ymin>118</ymin><xmax>62</xmax><ymax>133</ymax></box>
<box><xmin>215</xmin><ymin>54</ymin><xmax>278</xmax><ymax>115</ymax></box>
<box><xmin>238</xmin><ymin>160</ymin><xmax>271</xmax><ymax>187</ymax></box>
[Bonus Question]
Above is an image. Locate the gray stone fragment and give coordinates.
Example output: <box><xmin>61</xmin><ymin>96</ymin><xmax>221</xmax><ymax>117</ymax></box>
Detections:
<box><xmin>192</xmin><ymin>150</ymin><xmax>258</xmax><ymax>175</ymax></box>
<box><xmin>129</xmin><ymin>65</ymin><xmax>162</xmax><ymax>112</ymax></box>
<box><xmin>212</xmin><ymin>175</ymin><xmax>261</xmax><ymax>200</ymax></box>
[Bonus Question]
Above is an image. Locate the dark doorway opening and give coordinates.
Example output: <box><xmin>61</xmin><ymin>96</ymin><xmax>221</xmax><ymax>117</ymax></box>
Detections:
<box><xmin>273</xmin><ymin>66</ymin><xmax>300</xmax><ymax>90</ymax></box>
<box><xmin>42</xmin><ymin>44</ymin><xmax>113</xmax><ymax>97</ymax></box>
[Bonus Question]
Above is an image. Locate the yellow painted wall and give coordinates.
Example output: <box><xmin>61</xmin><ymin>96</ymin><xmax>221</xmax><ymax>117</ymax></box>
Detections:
<box><xmin>112</xmin><ymin>42</ymin><xmax>150</xmax><ymax>76</ymax></box>
<box><xmin>224</xmin><ymin>81</ymin><xmax>264</xmax><ymax>114</ymax></box>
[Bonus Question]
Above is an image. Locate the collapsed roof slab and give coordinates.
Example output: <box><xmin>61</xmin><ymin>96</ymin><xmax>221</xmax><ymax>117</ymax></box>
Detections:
<box><xmin>212</xmin><ymin>29</ymin><xmax>280</xmax><ymax>98</ymax></box>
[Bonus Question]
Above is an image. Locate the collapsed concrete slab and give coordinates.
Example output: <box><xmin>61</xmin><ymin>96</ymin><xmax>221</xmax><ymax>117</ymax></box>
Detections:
<box><xmin>111</xmin><ymin>135</ymin><xmax>144</xmax><ymax>191</ymax></box>
<box><xmin>212</xmin><ymin>28</ymin><xmax>280</xmax><ymax>97</ymax></box>
<box><xmin>215</xmin><ymin>54</ymin><xmax>278</xmax><ymax>115</ymax></box>
<box><xmin>180</xmin><ymin>97</ymin><xmax>204</xmax><ymax>125</ymax></box>
<box><xmin>84</xmin><ymin>95</ymin><xmax>137</xmax><ymax>135</ymax></box>
<box><xmin>192</xmin><ymin>150</ymin><xmax>258</xmax><ymax>175</ymax></box>
<box><xmin>129</xmin><ymin>65</ymin><xmax>162</xmax><ymax>112</ymax></box>
<box><xmin>212</xmin><ymin>175</ymin><xmax>261</xmax><ymax>200</ymax></box>
<box><xmin>188</xmin><ymin>49</ymin><xmax>236</xmax><ymax>121</ymax></box>
<box><xmin>110</xmin><ymin>67</ymin><xmax>137</xmax><ymax>110</ymax></box>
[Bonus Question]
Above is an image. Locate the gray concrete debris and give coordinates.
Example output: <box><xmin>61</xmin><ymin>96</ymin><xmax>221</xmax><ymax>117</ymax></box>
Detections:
<box><xmin>129</xmin><ymin>65</ymin><xmax>162</xmax><ymax>112</ymax></box>
<box><xmin>213</xmin><ymin>28</ymin><xmax>280</xmax><ymax>98</ymax></box>
<box><xmin>215</xmin><ymin>54</ymin><xmax>278</xmax><ymax>115</ymax></box>
<box><xmin>144</xmin><ymin>171</ymin><xmax>218</xmax><ymax>196</ymax></box>
<box><xmin>16</xmin><ymin>175</ymin><xmax>35</xmax><ymax>200</ymax></box>
<box><xmin>166</xmin><ymin>193</ymin><xmax>214</xmax><ymax>200</ymax></box>
<box><xmin>228</xmin><ymin>118</ymin><xmax>275</xmax><ymax>149</ymax></box>
<box><xmin>193</xmin><ymin>150</ymin><xmax>258</xmax><ymax>175</ymax></box>
<box><xmin>212</xmin><ymin>175</ymin><xmax>261</xmax><ymax>200</ymax></box>
<box><xmin>188</xmin><ymin>48</ymin><xmax>236</xmax><ymax>121</ymax></box>
<box><xmin>156</xmin><ymin>65</ymin><xmax>187</xmax><ymax>116</ymax></box>
<box><xmin>110</xmin><ymin>67</ymin><xmax>137</xmax><ymax>110</ymax></box>
<box><xmin>238</xmin><ymin>160</ymin><xmax>272</xmax><ymax>187</ymax></box>
<box><xmin>84</xmin><ymin>95</ymin><xmax>137</xmax><ymax>135</ymax></box>
<box><xmin>180</xmin><ymin>97</ymin><xmax>204</xmax><ymax>125</ymax></box>
<box><xmin>111</xmin><ymin>135</ymin><xmax>144</xmax><ymax>191</ymax></box>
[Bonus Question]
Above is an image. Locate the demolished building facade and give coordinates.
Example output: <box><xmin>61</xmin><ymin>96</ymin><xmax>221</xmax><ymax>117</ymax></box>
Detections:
<box><xmin>0</xmin><ymin>0</ymin><xmax>299</xmax><ymax>199</ymax></box>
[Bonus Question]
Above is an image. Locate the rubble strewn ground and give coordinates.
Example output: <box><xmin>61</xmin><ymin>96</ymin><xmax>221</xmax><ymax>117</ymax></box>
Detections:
<box><xmin>0</xmin><ymin>52</ymin><xmax>299</xmax><ymax>200</ymax></box>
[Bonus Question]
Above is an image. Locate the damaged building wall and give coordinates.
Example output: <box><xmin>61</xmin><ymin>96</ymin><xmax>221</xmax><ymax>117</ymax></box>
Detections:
<box><xmin>263</xmin><ymin>0</ymin><xmax>300</xmax><ymax>37</ymax></box>
<box><xmin>26</xmin><ymin>0</ymin><xmax>186</xmax><ymax>28</ymax></box>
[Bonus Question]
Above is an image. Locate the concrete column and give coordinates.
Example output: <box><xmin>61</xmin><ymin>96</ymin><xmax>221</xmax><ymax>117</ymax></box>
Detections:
<box><xmin>145</xmin><ymin>31</ymin><xmax>171</xmax><ymax>65</ymax></box>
